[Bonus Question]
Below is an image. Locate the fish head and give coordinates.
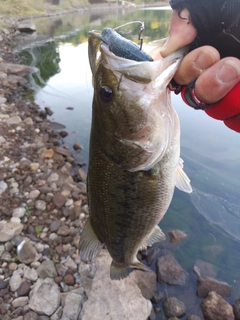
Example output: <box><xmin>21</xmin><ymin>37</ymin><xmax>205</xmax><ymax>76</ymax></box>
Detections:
<box><xmin>89</xmin><ymin>30</ymin><xmax>187</xmax><ymax>171</ymax></box>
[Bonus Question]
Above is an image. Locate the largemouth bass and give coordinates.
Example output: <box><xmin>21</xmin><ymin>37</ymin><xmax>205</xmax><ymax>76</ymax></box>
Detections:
<box><xmin>79</xmin><ymin>28</ymin><xmax>192</xmax><ymax>280</ymax></box>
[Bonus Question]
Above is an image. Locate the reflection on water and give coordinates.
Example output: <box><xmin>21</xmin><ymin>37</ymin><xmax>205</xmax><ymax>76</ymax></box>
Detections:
<box><xmin>15</xmin><ymin>6</ymin><xmax>240</xmax><ymax>316</ymax></box>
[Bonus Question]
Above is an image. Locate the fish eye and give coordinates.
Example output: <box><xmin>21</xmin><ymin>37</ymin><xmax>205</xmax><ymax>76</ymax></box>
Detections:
<box><xmin>100</xmin><ymin>86</ymin><xmax>113</xmax><ymax>103</ymax></box>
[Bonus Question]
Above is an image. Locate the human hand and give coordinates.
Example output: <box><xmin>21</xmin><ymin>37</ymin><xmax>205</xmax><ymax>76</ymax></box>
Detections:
<box><xmin>161</xmin><ymin>8</ymin><xmax>240</xmax><ymax>132</ymax></box>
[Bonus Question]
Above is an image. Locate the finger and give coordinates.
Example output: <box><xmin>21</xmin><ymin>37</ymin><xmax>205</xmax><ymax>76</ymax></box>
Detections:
<box><xmin>160</xmin><ymin>9</ymin><xmax>197</xmax><ymax>57</ymax></box>
<box><xmin>195</xmin><ymin>57</ymin><xmax>240</xmax><ymax>104</ymax></box>
<box><xmin>174</xmin><ymin>46</ymin><xmax>220</xmax><ymax>85</ymax></box>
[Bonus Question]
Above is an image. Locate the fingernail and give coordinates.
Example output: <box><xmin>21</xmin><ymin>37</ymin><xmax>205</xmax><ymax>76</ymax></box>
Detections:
<box><xmin>195</xmin><ymin>51</ymin><xmax>215</xmax><ymax>71</ymax></box>
<box><xmin>217</xmin><ymin>61</ymin><xmax>240</xmax><ymax>84</ymax></box>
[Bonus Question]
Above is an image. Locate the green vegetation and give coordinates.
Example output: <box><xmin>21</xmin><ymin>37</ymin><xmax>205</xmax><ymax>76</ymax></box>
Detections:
<box><xmin>35</xmin><ymin>226</ymin><xmax>43</xmax><ymax>237</ymax></box>
<box><xmin>25</xmin><ymin>205</ymin><xmax>32</xmax><ymax>217</ymax></box>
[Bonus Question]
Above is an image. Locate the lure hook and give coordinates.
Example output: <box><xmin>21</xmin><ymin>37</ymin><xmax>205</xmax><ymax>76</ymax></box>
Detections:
<box><xmin>114</xmin><ymin>21</ymin><xmax>145</xmax><ymax>50</ymax></box>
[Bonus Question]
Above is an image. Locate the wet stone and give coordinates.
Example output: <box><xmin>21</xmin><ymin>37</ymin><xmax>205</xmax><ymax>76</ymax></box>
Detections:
<box><xmin>163</xmin><ymin>297</ymin><xmax>186</xmax><ymax>319</ymax></box>
<box><xmin>131</xmin><ymin>269</ymin><xmax>156</xmax><ymax>300</ymax></box>
<box><xmin>168</xmin><ymin>230</ymin><xmax>187</xmax><ymax>243</ymax></box>
<box><xmin>201</xmin><ymin>291</ymin><xmax>234</xmax><ymax>320</ymax></box>
<box><xmin>193</xmin><ymin>260</ymin><xmax>217</xmax><ymax>278</ymax></box>
<box><xmin>233</xmin><ymin>296</ymin><xmax>240</xmax><ymax>320</ymax></box>
<box><xmin>151</xmin><ymin>291</ymin><xmax>164</xmax><ymax>304</ymax></box>
<box><xmin>197</xmin><ymin>276</ymin><xmax>232</xmax><ymax>298</ymax></box>
<box><xmin>157</xmin><ymin>254</ymin><xmax>188</xmax><ymax>286</ymax></box>
<box><xmin>186</xmin><ymin>316</ymin><xmax>203</xmax><ymax>320</ymax></box>
<box><xmin>146</xmin><ymin>248</ymin><xmax>159</xmax><ymax>265</ymax></box>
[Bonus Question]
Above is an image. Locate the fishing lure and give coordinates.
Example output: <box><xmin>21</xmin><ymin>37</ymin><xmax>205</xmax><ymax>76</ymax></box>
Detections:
<box><xmin>93</xmin><ymin>22</ymin><xmax>153</xmax><ymax>62</ymax></box>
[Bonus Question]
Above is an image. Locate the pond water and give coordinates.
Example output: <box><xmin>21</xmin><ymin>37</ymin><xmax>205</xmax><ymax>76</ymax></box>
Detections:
<box><xmin>15</xmin><ymin>5</ymin><xmax>240</xmax><ymax>318</ymax></box>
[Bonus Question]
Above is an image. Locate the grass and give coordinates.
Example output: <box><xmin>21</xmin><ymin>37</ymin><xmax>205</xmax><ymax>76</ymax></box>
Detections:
<box><xmin>35</xmin><ymin>226</ymin><xmax>43</xmax><ymax>238</ymax></box>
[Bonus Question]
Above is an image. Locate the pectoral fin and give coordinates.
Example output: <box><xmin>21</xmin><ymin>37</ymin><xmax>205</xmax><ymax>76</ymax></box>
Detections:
<box><xmin>139</xmin><ymin>225</ymin><xmax>166</xmax><ymax>251</ymax></box>
<box><xmin>79</xmin><ymin>219</ymin><xmax>103</xmax><ymax>262</ymax></box>
<box><xmin>175</xmin><ymin>158</ymin><xmax>192</xmax><ymax>193</ymax></box>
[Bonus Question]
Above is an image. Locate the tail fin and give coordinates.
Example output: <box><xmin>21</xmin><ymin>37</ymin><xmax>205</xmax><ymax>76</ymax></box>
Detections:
<box><xmin>79</xmin><ymin>219</ymin><xmax>103</xmax><ymax>262</ymax></box>
<box><xmin>110</xmin><ymin>259</ymin><xmax>151</xmax><ymax>280</ymax></box>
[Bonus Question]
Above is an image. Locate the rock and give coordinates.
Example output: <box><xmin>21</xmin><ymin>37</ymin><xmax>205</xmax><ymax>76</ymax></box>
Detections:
<box><xmin>81</xmin><ymin>250</ymin><xmax>152</xmax><ymax>320</ymax></box>
<box><xmin>62</xmin><ymin>256</ymin><xmax>77</xmax><ymax>271</ymax></box>
<box><xmin>12</xmin><ymin>207</ymin><xmax>25</xmax><ymax>218</ymax></box>
<box><xmin>6</xmin><ymin>115</ymin><xmax>22</xmax><ymax>125</ymax></box>
<box><xmin>35</xmin><ymin>200</ymin><xmax>46</xmax><ymax>211</ymax></box>
<box><xmin>163</xmin><ymin>297</ymin><xmax>186</xmax><ymax>318</ymax></box>
<box><xmin>30</xmin><ymin>163</ymin><xmax>40</xmax><ymax>171</ymax></box>
<box><xmin>186</xmin><ymin>316</ymin><xmax>203</xmax><ymax>320</ymax></box>
<box><xmin>61</xmin><ymin>292</ymin><xmax>82</xmax><ymax>320</ymax></box>
<box><xmin>23</xmin><ymin>266</ymin><xmax>38</xmax><ymax>282</ymax></box>
<box><xmin>50</xmin><ymin>220</ymin><xmax>61</xmax><ymax>232</ymax></box>
<box><xmin>197</xmin><ymin>276</ymin><xmax>232</xmax><ymax>298</ymax></box>
<box><xmin>0</xmin><ymin>181</ymin><xmax>8</xmax><ymax>194</ymax></box>
<box><xmin>24</xmin><ymin>117</ymin><xmax>34</xmax><ymax>125</ymax></box>
<box><xmin>193</xmin><ymin>260</ymin><xmax>217</xmax><ymax>278</ymax></box>
<box><xmin>29</xmin><ymin>278</ymin><xmax>60</xmax><ymax>316</ymax></box>
<box><xmin>233</xmin><ymin>296</ymin><xmax>240</xmax><ymax>320</ymax></box>
<box><xmin>9</xmin><ymin>273</ymin><xmax>22</xmax><ymax>291</ymax></box>
<box><xmin>29</xmin><ymin>190</ymin><xmax>40</xmax><ymax>199</ymax></box>
<box><xmin>47</xmin><ymin>173</ymin><xmax>59</xmax><ymax>184</ymax></box>
<box><xmin>73</xmin><ymin>143</ymin><xmax>82</xmax><ymax>150</ymax></box>
<box><xmin>0</xmin><ymin>221</ymin><xmax>23</xmax><ymax>242</ymax></box>
<box><xmin>146</xmin><ymin>248</ymin><xmax>159</xmax><ymax>265</ymax></box>
<box><xmin>53</xmin><ymin>192</ymin><xmax>66</xmax><ymax>208</ymax></box>
<box><xmin>17</xmin><ymin>21</ymin><xmax>36</xmax><ymax>33</ymax></box>
<box><xmin>64</xmin><ymin>274</ymin><xmax>75</xmax><ymax>286</ymax></box>
<box><xmin>168</xmin><ymin>230</ymin><xmax>187</xmax><ymax>243</ymax></box>
<box><xmin>12</xmin><ymin>296</ymin><xmax>29</xmax><ymax>308</ymax></box>
<box><xmin>42</xmin><ymin>149</ymin><xmax>54</xmax><ymax>159</ymax></box>
<box><xmin>51</xmin><ymin>306</ymin><xmax>63</xmax><ymax>320</ymax></box>
<box><xmin>201</xmin><ymin>291</ymin><xmax>234</xmax><ymax>320</ymax></box>
<box><xmin>55</xmin><ymin>263</ymin><xmax>68</xmax><ymax>277</ymax></box>
<box><xmin>157</xmin><ymin>254</ymin><xmax>187</xmax><ymax>285</ymax></box>
<box><xmin>57</xmin><ymin>225</ymin><xmax>70</xmax><ymax>236</ymax></box>
<box><xmin>17</xmin><ymin>281</ymin><xmax>31</xmax><ymax>296</ymax></box>
<box><xmin>24</xmin><ymin>311</ymin><xmax>39</xmax><ymax>320</ymax></box>
<box><xmin>0</xmin><ymin>279</ymin><xmax>7</xmax><ymax>289</ymax></box>
<box><xmin>37</xmin><ymin>260</ymin><xmax>57</xmax><ymax>279</ymax></box>
<box><xmin>151</xmin><ymin>291</ymin><xmax>164</xmax><ymax>304</ymax></box>
<box><xmin>55</xmin><ymin>146</ymin><xmax>71</xmax><ymax>157</ymax></box>
<box><xmin>130</xmin><ymin>269</ymin><xmax>156</xmax><ymax>300</ymax></box>
<box><xmin>60</xmin><ymin>131</ymin><xmax>68</xmax><ymax>138</ymax></box>
<box><xmin>77</xmin><ymin>168</ymin><xmax>87</xmax><ymax>181</ymax></box>
<box><xmin>17</xmin><ymin>240</ymin><xmax>38</xmax><ymax>264</ymax></box>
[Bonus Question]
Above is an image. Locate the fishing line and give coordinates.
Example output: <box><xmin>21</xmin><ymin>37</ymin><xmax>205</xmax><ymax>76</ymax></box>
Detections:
<box><xmin>114</xmin><ymin>21</ymin><xmax>145</xmax><ymax>50</ymax></box>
